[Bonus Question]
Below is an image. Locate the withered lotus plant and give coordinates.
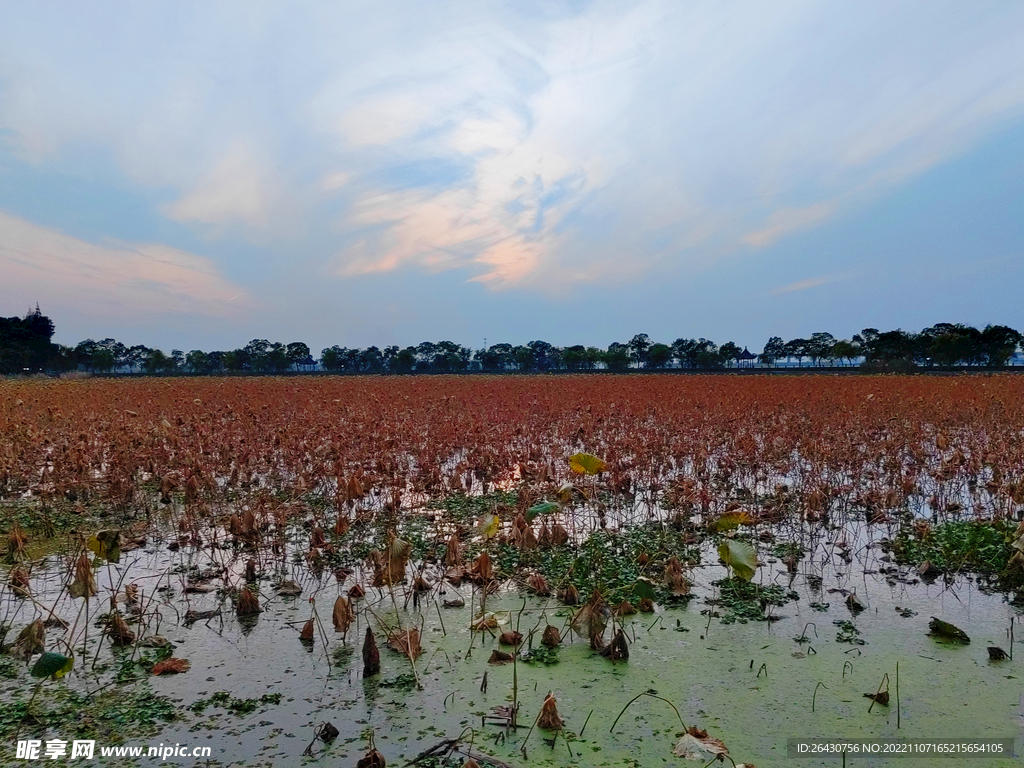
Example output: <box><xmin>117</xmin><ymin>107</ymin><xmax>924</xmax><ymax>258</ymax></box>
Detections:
<box><xmin>107</xmin><ymin>613</ymin><xmax>136</xmax><ymax>646</ymax></box>
<box><xmin>541</xmin><ymin>625</ymin><xmax>561</xmax><ymax>647</ymax></box>
<box><xmin>444</xmin><ymin>533</ymin><xmax>462</xmax><ymax>567</ymax></box>
<box><xmin>387</xmin><ymin>628</ymin><xmax>422</xmax><ymax>659</ymax></box>
<box><xmin>10</xmin><ymin>565</ymin><xmax>31</xmax><ymax>598</ymax></box>
<box><xmin>12</xmin><ymin>619</ymin><xmax>45</xmax><ymax>661</ymax></box>
<box><xmin>236</xmin><ymin>586</ymin><xmax>262</xmax><ymax>616</ymax></box>
<box><xmin>332</xmin><ymin>596</ymin><xmax>354</xmax><ymax>634</ymax></box>
<box><xmin>527</xmin><ymin>572</ymin><xmax>550</xmax><ymax>596</ymax></box>
<box><xmin>362</xmin><ymin>627</ymin><xmax>380</xmax><ymax>677</ymax></box>
<box><xmin>6</xmin><ymin>523</ymin><xmax>27</xmax><ymax>564</ymax></box>
<box><xmin>537</xmin><ymin>692</ymin><xmax>564</xmax><ymax>730</ymax></box>
<box><xmin>69</xmin><ymin>552</ymin><xmax>97</xmax><ymax>602</ymax></box>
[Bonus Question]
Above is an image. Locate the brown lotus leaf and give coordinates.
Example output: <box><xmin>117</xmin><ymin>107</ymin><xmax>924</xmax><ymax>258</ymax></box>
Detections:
<box><xmin>864</xmin><ymin>690</ymin><xmax>890</xmax><ymax>706</ymax></box>
<box><xmin>561</xmin><ymin>583</ymin><xmax>579</xmax><ymax>605</ymax></box>
<box><xmin>541</xmin><ymin>625</ymin><xmax>561</xmax><ymax>647</ymax></box>
<box><xmin>151</xmin><ymin>657</ymin><xmax>190</xmax><ymax>675</ymax></box>
<box><xmin>67</xmin><ymin>552</ymin><xmax>97</xmax><ymax>599</ymax></box>
<box><xmin>7</xmin><ymin>524</ymin><xmax>27</xmax><ymax>563</ymax></box>
<box><xmin>356</xmin><ymin>748</ymin><xmax>386</xmax><ymax>768</ymax></box>
<box><xmin>615</xmin><ymin>600</ymin><xmax>636</xmax><ymax>616</ymax></box>
<box><xmin>12</xmin><ymin>619</ymin><xmax>45</xmax><ymax>661</ymax></box>
<box><xmin>276</xmin><ymin>580</ymin><xmax>303</xmax><ymax>597</ymax></box>
<box><xmin>537</xmin><ymin>521</ymin><xmax>552</xmax><ymax>547</ymax></box>
<box><xmin>445</xmin><ymin>533</ymin><xmax>462</xmax><ymax>566</ymax></box>
<box><xmin>537</xmin><ymin>692</ymin><xmax>564</xmax><ymax>730</ymax></box>
<box><xmin>498</xmin><ymin>631</ymin><xmax>523</xmax><ymax>646</ymax></box>
<box><xmin>387</xmin><ymin>628</ymin><xmax>422</xmax><ymax>659</ymax></box>
<box><xmin>522</xmin><ymin>574</ymin><xmax>548</xmax><ymax>597</ymax></box>
<box><xmin>244</xmin><ymin>558</ymin><xmax>257</xmax><ymax>581</ymax></box>
<box><xmin>472</xmin><ymin>551</ymin><xmax>492</xmax><ymax>582</ymax></box>
<box><xmin>413</xmin><ymin>575</ymin><xmax>431</xmax><ymax>592</ymax></box>
<box><xmin>332</xmin><ymin>595</ymin><xmax>354</xmax><ymax>633</ymax></box>
<box><xmin>333</xmin><ymin>514</ymin><xmax>350</xmax><ymax>535</ymax></box>
<box><xmin>108</xmin><ymin>613</ymin><xmax>136</xmax><ymax>645</ymax></box>
<box><xmin>348</xmin><ymin>583</ymin><xmax>366</xmax><ymax>599</ymax></box>
<box><xmin>362</xmin><ymin>627</ymin><xmax>380</xmax><ymax>677</ymax></box>
<box><xmin>310</xmin><ymin>527</ymin><xmax>326</xmax><ymax>548</ymax></box>
<box><xmin>10</xmin><ymin>565</ymin><xmax>31</xmax><ymax>598</ymax></box>
<box><xmin>488</xmin><ymin>649</ymin><xmax>513</xmax><ymax>665</ymax></box>
<box><xmin>299</xmin><ymin>618</ymin><xmax>315</xmax><ymax>642</ymax></box>
<box><xmin>638</xmin><ymin>597</ymin><xmax>654</xmax><ymax>612</ymax></box>
<box><xmin>237</xmin><ymin>586</ymin><xmax>262</xmax><ymax>615</ymax></box>
<box><xmin>599</xmin><ymin>628</ymin><xmax>629</xmax><ymax>661</ymax></box>
<box><xmin>462</xmin><ymin>760</ymin><xmax>481</xmax><ymax>768</ymax></box>
<box><xmin>550</xmin><ymin>523</ymin><xmax>569</xmax><ymax>546</ymax></box>
<box><xmin>471</xmin><ymin>614</ymin><xmax>498</xmax><ymax>630</ymax></box>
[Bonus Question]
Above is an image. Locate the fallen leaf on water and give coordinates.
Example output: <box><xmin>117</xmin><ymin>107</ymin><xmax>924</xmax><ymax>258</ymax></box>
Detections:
<box><xmin>673</xmin><ymin>727</ymin><xmax>729</xmax><ymax>760</ymax></box>
<box><xmin>152</xmin><ymin>658</ymin><xmax>190</xmax><ymax>675</ymax></box>
<box><xmin>387</xmin><ymin>628</ymin><xmax>422</xmax><ymax>659</ymax></box>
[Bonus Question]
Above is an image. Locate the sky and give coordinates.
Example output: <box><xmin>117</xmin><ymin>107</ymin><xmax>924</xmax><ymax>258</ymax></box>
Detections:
<box><xmin>1</xmin><ymin>1</ymin><xmax>1022</xmax><ymax>355</ymax></box>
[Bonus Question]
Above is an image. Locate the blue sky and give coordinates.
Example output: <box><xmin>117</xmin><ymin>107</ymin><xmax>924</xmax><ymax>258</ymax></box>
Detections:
<box><xmin>1</xmin><ymin>1</ymin><xmax>1022</xmax><ymax>354</ymax></box>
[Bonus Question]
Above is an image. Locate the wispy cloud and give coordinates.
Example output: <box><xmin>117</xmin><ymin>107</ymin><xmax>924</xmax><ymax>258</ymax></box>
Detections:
<box><xmin>1</xmin><ymin>1</ymin><xmax>1023</xmax><ymax>295</ymax></box>
<box><xmin>770</xmin><ymin>273</ymin><xmax>851</xmax><ymax>296</ymax></box>
<box><xmin>0</xmin><ymin>211</ymin><xmax>253</xmax><ymax>318</ymax></box>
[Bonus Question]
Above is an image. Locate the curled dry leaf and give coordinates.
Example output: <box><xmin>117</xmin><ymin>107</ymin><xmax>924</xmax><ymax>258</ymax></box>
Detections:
<box><xmin>864</xmin><ymin>690</ymin><xmax>889</xmax><ymax>706</ymax></box>
<box><xmin>673</xmin><ymin>726</ymin><xmax>729</xmax><ymax>760</ymax></box>
<box><xmin>615</xmin><ymin>600</ymin><xmax>636</xmax><ymax>616</ymax></box>
<box><xmin>348</xmin><ymin>583</ymin><xmax>366</xmax><ymax>599</ymax></box>
<box><xmin>108</xmin><ymin>614</ymin><xmax>135</xmax><ymax>646</ymax></box>
<box><xmin>471</xmin><ymin>551</ymin><xmax>492</xmax><ymax>582</ymax></box>
<box><xmin>498</xmin><ymin>631</ymin><xmax>522</xmax><ymax>646</ymax></box>
<box><xmin>276</xmin><ymin>580</ymin><xmax>303</xmax><ymax>597</ymax></box>
<box><xmin>362</xmin><ymin>627</ymin><xmax>380</xmax><ymax>677</ymax></box>
<box><xmin>68</xmin><ymin>553</ymin><xmax>97</xmax><ymax>599</ymax></box>
<box><xmin>527</xmin><ymin>572</ymin><xmax>551</xmax><ymax>596</ymax></box>
<box><xmin>471</xmin><ymin>614</ymin><xmax>499</xmax><ymax>630</ymax></box>
<box><xmin>387</xmin><ymin>628</ymin><xmax>422</xmax><ymax>659</ymax></box>
<box><xmin>356</xmin><ymin>749</ymin><xmax>386</xmax><ymax>768</ymax></box>
<box><xmin>488</xmin><ymin>650</ymin><xmax>513</xmax><ymax>665</ymax></box>
<box><xmin>237</xmin><ymin>587</ymin><xmax>262</xmax><ymax>615</ymax></box>
<box><xmin>538</xmin><ymin>691</ymin><xmax>564</xmax><ymax>730</ymax></box>
<box><xmin>561</xmin><ymin>583</ymin><xmax>580</xmax><ymax>606</ymax></box>
<box><xmin>151</xmin><ymin>657</ymin><xmax>190</xmax><ymax>675</ymax></box>
<box><xmin>12</xmin><ymin>619</ymin><xmax>45</xmax><ymax>661</ymax></box>
<box><xmin>541</xmin><ymin>625</ymin><xmax>561</xmax><ymax>647</ymax></box>
<box><xmin>332</xmin><ymin>595</ymin><xmax>354</xmax><ymax>633</ymax></box>
<box><xmin>10</xmin><ymin>565</ymin><xmax>30</xmax><ymax>598</ymax></box>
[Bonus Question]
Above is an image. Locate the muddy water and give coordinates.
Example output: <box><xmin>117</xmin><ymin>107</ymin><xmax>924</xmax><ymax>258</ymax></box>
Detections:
<box><xmin>2</xmin><ymin>521</ymin><xmax>1023</xmax><ymax>768</ymax></box>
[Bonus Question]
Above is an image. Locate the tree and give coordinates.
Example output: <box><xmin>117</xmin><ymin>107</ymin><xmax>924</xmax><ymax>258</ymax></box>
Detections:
<box><xmin>647</xmin><ymin>343</ymin><xmax>673</xmax><ymax>369</ymax></box>
<box><xmin>979</xmin><ymin>325</ymin><xmax>1022</xmax><ymax>367</ymax></box>
<box><xmin>783</xmin><ymin>338</ymin><xmax>808</xmax><ymax>366</ymax></box>
<box><xmin>143</xmin><ymin>349</ymin><xmax>168</xmax><ymax>374</ymax></box>
<box><xmin>628</xmin><ymin>334</ymin><xmax>652</xmax><ymax>369</ymax></box>
<box><xmin>805</xmin><ymin>333</ymin><xmax>836</xmax><ymax>366</ymax></box>
<box><xmin>831</xmin><ymin>340</ymin><xmax>859</xmax><ymax>367</ymax></box>
<box><xmin>186</xmin><ymin>350</ymin><xmax>209</xmax><ymax>373</ymax></box>
<box><xmin>605</xmin><ymin>342</ymin><xmax>630</xmax><ymax>371</ymax></box>
<box><xmin>718</xmin><ymin>342</ymin><xmax>741</xmax><ymax>368</ymax></box>
<box><xmin>760</xmin><ymin>337</ymin><xmax>785</xmax><ymax>367</ymax></box>
<box><xmin>320</xmin><ymin>346</ymin><xmax>344</xmax><ymax>372</ymax></box>
<box><xmin>286</xmin><ymin>342</ymin><xmax>311</xmax><ymax>371</ymax></box>
<box><xmin>91</xmin><ymin>348</ymin><xmax>115</xmax><ymax>373</ymax></box>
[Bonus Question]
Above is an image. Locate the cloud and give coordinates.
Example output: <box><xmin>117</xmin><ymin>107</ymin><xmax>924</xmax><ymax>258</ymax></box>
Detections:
<box><xmin>2</xmin><ymin>1</ymin><xmax>1024</xmax><ymax>292</ymax></box>
<box><xmin>164</xmin><ymin>139</ymin><xmax>275</xmax><ymax>228</ymax></box>
<box><xmin>0</xmin><ymin>210</ymin><xmax>253</xmax><ymax>318</ymax></box>
<box><xmin>770</xmin><ymin>273</ymin><xmax>850</xmax><ymax>296</ymax></box>
<box><xmin>745</xmin><ymin>201</ymin><xmax>839</xmax><ymax>248</ymax></box>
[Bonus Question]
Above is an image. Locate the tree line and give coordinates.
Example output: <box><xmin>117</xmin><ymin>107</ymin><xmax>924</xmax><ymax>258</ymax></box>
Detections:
<box><xmin>1</xmin><ymin>307</ymin><xmax>1021</xmax><ymax>375</ymax></box>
